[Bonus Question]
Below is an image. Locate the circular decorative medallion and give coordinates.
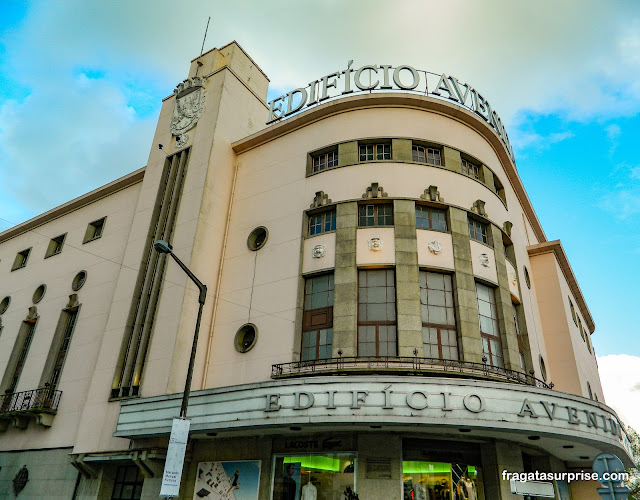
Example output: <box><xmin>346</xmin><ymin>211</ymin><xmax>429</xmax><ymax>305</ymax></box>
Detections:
<box><xmin>368</xmin><ymin>237</ymin><xmax>383</xmax><ymax>252</ymax></box>
<box><xmin>428</xmin><ymin>240</ymin><xmax>442</xmax><ymax>255</ymax></box>
<box><xmin>312</xmin><ymin>245</ymin><xmax>326</xmax><ymax>258</ymax></box>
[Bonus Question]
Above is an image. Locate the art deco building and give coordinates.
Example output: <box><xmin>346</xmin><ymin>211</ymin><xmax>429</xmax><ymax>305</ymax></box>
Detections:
<box><xmin>0</xmin><ymin>42</ymin><xmax>633</xmax><ymax>500</ymax></box>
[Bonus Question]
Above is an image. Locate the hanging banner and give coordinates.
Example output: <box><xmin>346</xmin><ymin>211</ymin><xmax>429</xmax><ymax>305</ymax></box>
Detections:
<box><xmin>160</xmin><ymin>418</ymin><xmax>190</xmax><ymax>497</ymax></box>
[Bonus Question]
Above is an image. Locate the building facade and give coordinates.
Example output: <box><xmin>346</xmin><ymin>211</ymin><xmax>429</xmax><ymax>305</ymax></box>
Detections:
<box><xmin>0</xmin><ymin>42</ymin><xmax>633</xmax><ymax>500</ymax></box>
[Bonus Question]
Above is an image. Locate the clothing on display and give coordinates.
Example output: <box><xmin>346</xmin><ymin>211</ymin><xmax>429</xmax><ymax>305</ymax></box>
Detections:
<box><xmin>301</xmin><ymin>481</ymin><xmax>317</xmax><ymax>500</ymax></box>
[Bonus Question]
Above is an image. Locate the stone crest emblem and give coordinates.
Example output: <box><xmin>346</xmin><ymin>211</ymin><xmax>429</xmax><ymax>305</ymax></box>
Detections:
<box><xmin>368</xmin><ymin>238</ymin><xmax>383</xmax><ymax>252</ymax></box>
<box><xmin>480</xmin><ymin>253</ymin><xmax>490</xmax><ymax>267</ymax></box>
<box><xmin>170</xmin><ymin>76</ymin><xmax>206</xmax><ymax>145</ymax></box>
<box><xmin>428</xmin><ymin>240</ymin><xmax>442</xmax><ymax>255</ymax></box>
<box><xmin>312</xmin><ymin>245</ymin><xmax>326</xmax><ymax>259</ymax></box>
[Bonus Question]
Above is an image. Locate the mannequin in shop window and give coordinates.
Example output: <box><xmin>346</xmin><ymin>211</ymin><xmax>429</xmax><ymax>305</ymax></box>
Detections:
<box><xmin>454</xmin><ymin>474</ymin><xmax>476</xmax><ymax>500</ymax></box>
<box><xmin>301</xmin><ymin>476</ymin><xmax>317</xmax><ymax>500</ymax></box>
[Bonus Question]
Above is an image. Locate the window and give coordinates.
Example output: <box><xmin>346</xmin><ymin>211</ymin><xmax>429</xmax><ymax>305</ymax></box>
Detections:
<box><xmin>11</xmin><ymin>248</ymin><xmax>31</xmax><ymax>271</ymax></box>
<box><xmin>513</xmin><ymin>303</ymin><xmax>526</xmax><ymax>371</ymax></box>
<box><xmin>412</xmin><ymin>145</ymin><xmax>442</xmax><ymax>165</ymax></box>
<box><xmin>271</xmin><ymin>453</ymin><xmax>356</xmax><ymax>500</ymax></box>
<box><xmin>415</xmin><ymin>206</ymin><xmax>447</xmax><ymax>231</ymax></box>
<box><xmin>461</xmin><ymin>158</ymin><xmax>480</xmax><ymax>180</ymax></box>
<box><xmin>6</xmin><ymin>320</ymin><xmax>38</xmax><ymax>393</ymax></box>
<box><xmin>569</xmin><ymin>298</ymin><xmax>577</xmax><ymax>325</ymax></box>
<box><xmin>420</xmin><ymin>272</ymin><xmax>458</xmax><ymax>360</ymax></box>
<box><xmin>359</xmin><ymin>204</ymin><xmax>393</xmax><ymax>227</ymax></box>
<box><xmin>48</xmin><ymin>308</ymin><xmax>79</xmax><ymax>391</ymax></box>
<box><xmin>308</xmin><ymin>209</ymin><xmax>336</xmax><ymax>236</ymax></box>
<box><xmin>468</xmin><ymin>218</ymin><xmax>488</xmax><ymax>244</ymax></box>
<box><xmin>312</xmin><ymin>149</ymin><xmax>338</xmax><ymax>173</ymax></box>
<box><xmin>476</xmin><ymin>282</ymin><xmax>503</xmax><ymax>368</ymax></box>
<box><xmin>302</xmin><ymin>274</ymin><xmax>334</xmax><ymax>361</ymax></box>
<box><xmin>358</xmin><ymin>269</ymin><xmax>397</xmax><ymax>356</ymax></box>
<box><xmin>45</xmin><ymin>234</ymin><xmax>66</xmax><ymax>258</ymax></box>
<box><xmin>586</xmin><ymin>331</ymin><xmax>593</xmax><ymax>354</ymax></box>
<box><xmin>111</xmin><ymin>465</ymin><xmax>143</xmax><ymax>500</ymax></box>
<box><xmin>539</xmin><ymin>356</ymin><xmax>547</xmax><ymax>381</ymax></box>
<box><xmin>83</xmin><ymin>217</ymin><xmax>106</xmax><ymax>243</ymax></box>
<box><xmin>494</xmin><ymin>174</ymin><xmax>506</xmax><ymax>204</ymax></box>
<box><xmin>359</xmin><ymin>143</ymin><xmax>391</xmax><ymax>161</ymax></box>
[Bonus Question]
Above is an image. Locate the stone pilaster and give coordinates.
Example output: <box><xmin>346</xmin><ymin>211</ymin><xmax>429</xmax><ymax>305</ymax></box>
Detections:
<box><xmin>332</xmin><ymin>202</ymin><xmax>358</xmax><ymax>356</ymax></box>
<box><xmin>490</xmin><ymin>224</ymin><xmax>522</xmax><ymax>371</ymax></box>
<box><xmin>393</xmin><ymin>200</ymin><xmax>422</xmax><ymax>356</ymax></box>
<box><xmin>449</xmin><ymin>207</ymin><xmax>483</xmax><ymax>362</ymax></box>
<box><xmin>443</xmin><ymin>146</ymin><xmax>462</xmax><ymax>173</ymax></box>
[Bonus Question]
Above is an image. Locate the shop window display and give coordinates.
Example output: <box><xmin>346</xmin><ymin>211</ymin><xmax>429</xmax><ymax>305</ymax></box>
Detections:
<box><xmin>271</xmin><ymin>453</ymin><xmax>356</xmax><ymax>500</ymax></box>
<box><xmin>402</xmin><ymin>462</ymin><xmax>484</xmax><ymax>500</ymax></box>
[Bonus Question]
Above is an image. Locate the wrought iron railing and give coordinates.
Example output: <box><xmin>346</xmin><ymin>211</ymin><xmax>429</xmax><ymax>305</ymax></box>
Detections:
<box><xmin>271</xmin><ymin>356</ymin><xmax>552</xmax><ymax>389</ymax></box>
<box><xmin>0</xmin><ymin>387</ymin><xmax>62</xmax><ymax>414</ymax></box>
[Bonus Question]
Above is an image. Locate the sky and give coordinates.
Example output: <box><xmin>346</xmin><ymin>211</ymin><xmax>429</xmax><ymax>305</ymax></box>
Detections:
<box><xmin>0</xmin><ymin>1</ymin><xmax>638</xmax><ymax>427</ymax></box>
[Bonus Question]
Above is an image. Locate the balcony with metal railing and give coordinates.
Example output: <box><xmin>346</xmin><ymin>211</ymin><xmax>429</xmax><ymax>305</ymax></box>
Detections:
<box><xmin>271</xmin><ymin>355</ymin><xmax>553</xmax><ymax>389</ymax></box>
<box><xmin>0</xmin><ymin>386</ymin><xmax>62</xmax><ymax>431</ymax></box>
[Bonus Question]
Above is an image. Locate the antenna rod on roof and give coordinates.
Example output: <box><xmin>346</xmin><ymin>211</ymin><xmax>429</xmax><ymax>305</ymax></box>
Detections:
<box><xmin>200</xmin><ymin>17</ymin><xmax>210</xmax><ymax>57</ymax></box>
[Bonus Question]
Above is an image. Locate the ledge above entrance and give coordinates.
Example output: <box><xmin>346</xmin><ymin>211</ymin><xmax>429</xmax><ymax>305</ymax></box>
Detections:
<box><xmin>115</xmin><ymin>375</ymin><xmax>633</xmax><ymax>466</ymax></box>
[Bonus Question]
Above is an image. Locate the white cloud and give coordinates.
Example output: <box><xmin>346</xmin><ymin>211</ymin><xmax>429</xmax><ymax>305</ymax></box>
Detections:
<box><xmin>1</xmin><ymin>0</ymin><xmax>640</xmax><ymax>223</ymax></box>
<box><xmin>598</xmin><ymin>355</ymin><xmax>640</xmax><ymax>432</ymax></box>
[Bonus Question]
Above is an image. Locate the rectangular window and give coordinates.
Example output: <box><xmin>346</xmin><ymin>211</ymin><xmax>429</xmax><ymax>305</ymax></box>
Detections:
<box><xmin>7</xmin><ymin>321</ymin><xmax>37</xmax><ymax>393</ymax></box>
<box><xmin>420</xmin><ymin>272</ymin><xmax>458</xmax><ymax>360</ymax></box>
<box><xmin>468</xmin><ymin>218</ymin><xmax>488</xmax><ymax>244</ymax></box>
<box><xmin>476</xmin><ymin>282</ymin><xmax>503</xmax><ymax>368</ymax></box>
<box><xmin>403</xmin><ymin>462</ymin><xmax>483</xmax><ymax>500</ymax></box>
<box><xmin>358</xmin><ymin>204</ymin><xmax>393</xmax><ymax>227</ymax></box>
<box><xmin>308</xmin><ymin>209</ymin><xmax>336</xmax><ymax>236</ymax></box>
<box><xmin>302</xmin><ymin>274</ymin><xmax>334</xmax><ymax>361</ymax></box>
<box><xmin>45</xmin><ymin>234</ymin><xmax>66</xmax><ymax>258</ymax></box>
<box><xmin>111</xmin><ymin>465</ymin><xmax>143</xmax><ymax>500</ymax></box>
<box><xmin>312</xmin><ymin>149</ymin><xmax>338</xmax><ymax>173</ymax></box>
<box><xmin>358</xmin><ymin>269</ymin><xmax>397</xmax><ymax>356</ymax></box>
<box><xmin>359</xmin><ymin>143</ymin><xmax>391</xmax><ymax>161</ymax></box>
<box><xmin>83</xmin><ymin>217</ymin><xmax>106</xmax><ymax>243</ymax></box>
<box><xmin>271</xmin><ymin>453</ymin><xmax>356</xmax><ymax>500</ymax></box>
<box><xmin>412</xmin><ymin>145</ymin><xmax>442</xmax><ymax>165</ymax></box>
<box><xmin>48</xmin><ymin>309</ymin><xmax>79</xmax><ymax>391</ymax></box>
<box><xmin>11</xmin><ymin>248</ymin><xmax>31</xmax><ymax>271</ymax></box>
<box><xmin>461</xmin><ymin>158</ymin><xmax>480</xmax><ymax>180</ymax></box>
<box><xmin>415</xmin><ymin>206</ymin><xmax>447</xmax><ymax>232</ymax></box>
<box><xmin>513</xmin><ymin>303</ymin><xmax>526</xmax><ymax>371</ymax></box>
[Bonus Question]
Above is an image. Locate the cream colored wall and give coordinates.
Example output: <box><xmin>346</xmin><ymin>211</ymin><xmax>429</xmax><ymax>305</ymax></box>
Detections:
<box><xmin>470</xmin><ymin>240</ymin><xmax>498</xmax><ymax>285</ymax></box>
<box><xmin>545</xmin><ymin>253</ymin><xmax>605</xmax><ymax>402</ymax></box>
<box><xmin>302</xmin><ymin>232</ymin><xmax>336</xmax><ymax>274</ymax></box>
<box><xmin>416</xmin><ymin>229</ymin><xmax>455</xmax><ymax>270</ymax></box>
<box><xmin>0</xmin><ymin>182</ymin><xmax>141</xmax><ymax>452</ymax></box>
<box><xmin>356</xmin><ymin>227</ymin><xmax>395</xmax><ymax>265</ymax></box>
<box><xmin>528</xmin><ymin>252</ymin><xmax>580</xmax><ymax>393</ymax></box>
<box><xmin>505</xmin><ymin>259</ymin><xmax>520</xmax><ymax>301</ymax></box>
<box><xmin>207</xmin><ymin>105</ymin><xmax>552</xmax><ymax>389</ymax></box>
<box><xmin>164</xmin><ymin>55</ymin><xmax>271</xmax><ymax>397</ymax></box>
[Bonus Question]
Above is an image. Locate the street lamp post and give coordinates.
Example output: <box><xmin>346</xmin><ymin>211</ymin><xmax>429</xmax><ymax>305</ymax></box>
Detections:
<box><xmin>155</xmin><ymin>240</ymin><xmax>208</xmax><ymax>498</ymax></box>
<box><xmin>153</xmin><ymin>239</ymin><xmax>207</xmax><ymax>418</ymax></box>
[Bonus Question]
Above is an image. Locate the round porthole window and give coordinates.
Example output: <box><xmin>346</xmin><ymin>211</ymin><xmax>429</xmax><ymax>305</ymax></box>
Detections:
<box><xmin>0</xmin><ymin>296</ymin><xmax>10</xmax><ymax>315</ymax></box>
<box><xmin>247</xmin><ymin>226</ymin><xmax>268</xmax><ymax>251</ymax></box>
<box><xmin>32</xmin><ymin>284</ymin><xmax>46</xmax><ymax>304</ymax></box>
<box><xmin>539</xmin><ymin>356</ymin><xmax>547</xmax><ymax>381</ymax></box>
<box><xmin>72</xmin><ymin>271</ymin><xmax>87</xmax><ymax>291</ymax></box>
<box><xmin>523</xmin><ymin>266</ymin><xmax>531</xmax><ymax>289</ymax></box>
<box><xmin>234</xmin><ymin>323</ymin><xmax>258</xmax><ymax>353</ymax></box>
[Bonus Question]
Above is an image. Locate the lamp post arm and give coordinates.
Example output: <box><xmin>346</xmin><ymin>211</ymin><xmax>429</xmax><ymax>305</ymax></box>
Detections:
<box><xmin>168</xmin><ymin>252</ymin><xmax>207</xmax><ymax>304</ymax></box>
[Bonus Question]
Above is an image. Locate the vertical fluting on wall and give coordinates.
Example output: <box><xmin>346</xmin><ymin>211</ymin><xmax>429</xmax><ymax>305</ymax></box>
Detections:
<box><xmin>111</xmin><ymin>148</ymin><xmax>190</xmax><ymax>398</ymax></box>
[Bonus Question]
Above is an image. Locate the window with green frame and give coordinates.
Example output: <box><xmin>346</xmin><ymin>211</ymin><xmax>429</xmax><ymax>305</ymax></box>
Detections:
<box><xmin>416</xmin><ymin>206</ymin><xmax>447</xmax><ymax>231</ymax></box>
<box><xmin>359</xmin><ymin>204</ymin><xmax>393</xmax><ymax>227</ymax></box>
<box><xmin>359</xmin><ymin>143</ymin><xmax>391</xmax><ymax>161</ymax></box>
